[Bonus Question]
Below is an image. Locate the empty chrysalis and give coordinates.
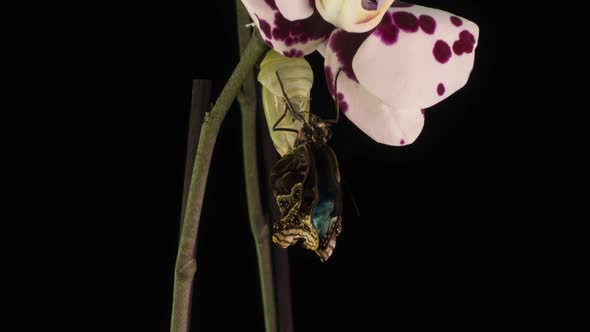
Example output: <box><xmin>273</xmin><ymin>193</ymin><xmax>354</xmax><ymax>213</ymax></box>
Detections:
<box><xmin>258</xmin><ymin>50</ymin><xmax>313</xmax><ymax>156</ymax></box>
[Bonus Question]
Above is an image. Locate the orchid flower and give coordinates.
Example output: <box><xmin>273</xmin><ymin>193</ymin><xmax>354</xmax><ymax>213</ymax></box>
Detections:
<box><xmin>242</xmin><ymin>0</ymin><xmax>479</xmax><ymax>146</ymax></box>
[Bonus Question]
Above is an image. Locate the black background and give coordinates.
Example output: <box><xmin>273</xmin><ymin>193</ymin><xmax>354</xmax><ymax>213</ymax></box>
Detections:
<box><xmin>96</xmin><ymin>1</ymin><xmax>550</xmax><ymax>331</ymax></box>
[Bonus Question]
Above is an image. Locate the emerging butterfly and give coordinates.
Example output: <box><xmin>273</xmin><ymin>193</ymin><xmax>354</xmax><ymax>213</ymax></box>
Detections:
<box><xmin>259</xmin><ymin>50</ymin><xmax>343</xmax><ymax>262</ymax></box>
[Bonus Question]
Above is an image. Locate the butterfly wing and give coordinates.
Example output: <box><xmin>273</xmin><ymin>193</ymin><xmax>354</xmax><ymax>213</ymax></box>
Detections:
<box><xmin>270</xmin><ymin>141</ymin><xmax>343</xmax><ymax>262</ymax></box>
<box><xmin>270</xmin><ymin>143</ymin><xmax>321</xmax><ymax>250</ymax></box>
<box><xmin>311</xmin><ymin>145</ymin><xmax>342</xmax><ymax>262</ymax></box>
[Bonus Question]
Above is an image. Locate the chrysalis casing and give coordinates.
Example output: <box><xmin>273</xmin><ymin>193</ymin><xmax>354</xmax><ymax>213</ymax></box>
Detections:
<box><xmin>258</xmin><ymin>50</ymin><xmax>313</xmax><ymax>156</ymax></box>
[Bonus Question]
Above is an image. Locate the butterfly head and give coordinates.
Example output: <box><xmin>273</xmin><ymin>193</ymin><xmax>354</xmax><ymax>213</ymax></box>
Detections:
<box><xmin>296</xmin><ymin>115</ymin><xmax>332</xmax><ymax>147</ymax></box>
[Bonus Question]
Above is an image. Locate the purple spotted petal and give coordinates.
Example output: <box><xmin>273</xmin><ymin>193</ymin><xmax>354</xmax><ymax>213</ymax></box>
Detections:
<box><xmin>242</xmin><ymin>0</ymin><xmax>334</xmax><ymax>57</ymax></box>
<box><xmin>324</xmin><ymin>53</ymin><xmax>424</xmax><ymax>146</ymax></box>
<box><xmin>324</xmin><ymin>3</ymin><xmax>479</xmax><ymax>146</ymax></box>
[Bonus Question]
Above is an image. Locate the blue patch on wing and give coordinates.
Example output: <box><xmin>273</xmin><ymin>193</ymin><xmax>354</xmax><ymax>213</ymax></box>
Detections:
<box><xmin>312</xmin><ymin>194</ymin><xmax>335</xmax><ymax>241</ymax></box>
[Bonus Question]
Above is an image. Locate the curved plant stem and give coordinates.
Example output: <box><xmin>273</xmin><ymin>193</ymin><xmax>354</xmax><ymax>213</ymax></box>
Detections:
<box><xmin>180</xmin><ymin>80</ymin><xmax>211</xmax><ymax>225</ymax></box>
<box><xmin>170</xmin><ymin>30</ymin><xmax>268</xmax><ymax>332</ymax></box>
<box><xmin>235</xmin><ymin>2</ymin><xmax>277</xmax><ymax>332</ymax></box>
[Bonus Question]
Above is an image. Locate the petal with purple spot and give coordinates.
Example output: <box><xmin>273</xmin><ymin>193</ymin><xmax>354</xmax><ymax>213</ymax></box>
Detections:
<box><xmin>242</xmin><ymin>0</ymin><xmax>334</xmax><ymax>56</ymax></box>
<box><xmin>349</xmin><ymin>5</ymin><xmax>478</xmax><ymax>142</ymax></box>
<box><xmin>324</xmin><ymin>55</ymin><xmax>424</xmax><ymax>146</ymax></box>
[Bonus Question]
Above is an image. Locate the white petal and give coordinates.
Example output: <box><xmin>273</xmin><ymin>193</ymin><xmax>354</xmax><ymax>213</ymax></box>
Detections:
<box><xmin>315</xmin><ymin>0</ymin><xmax>395</xmax><ymax>32</ymax></box>
<box><xmin>242</xmin><ymin>0</ymin><xmax>334</xmax><ymax>57</ymax></box>
<box><xmin>315</xmin><ymin>40</ymin><xmax>328</xmax><ymax>57</ymax></box>
<box><xmin>275</xmin><ymin>0</ymin><xmax>314</xmax><ymax>21</ymax></box>
<box><xmin>323</xmin><ymin>64</ymin><xmax>424</xmax><ymax>146</ymax></box>
<box><xmin>353</xmin><ymin>4</ymin><xmax>479</xmax><ymax>111</ymax></box>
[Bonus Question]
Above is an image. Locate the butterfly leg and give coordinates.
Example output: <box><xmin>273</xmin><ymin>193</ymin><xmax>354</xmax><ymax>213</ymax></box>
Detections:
<box><xmin>272</xmin><ymin>104</ymin><xmax>299</xmax><ymax>134</ymax></box>
<box><xmin>275</xmin><ymin>71</ymin><xmax>306</xmax><ymax>124</ymax></box>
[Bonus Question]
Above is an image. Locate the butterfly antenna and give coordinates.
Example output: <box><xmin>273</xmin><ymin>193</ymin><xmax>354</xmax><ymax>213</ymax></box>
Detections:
<box><xmin>342</xmin><ymin>178</ymin><xmax>360</xmax><ymax>217</ymax></box>
<box><xmin>275</xmin><ymin>71</ymin><xmax>307</xmax><ymax>124</ymax></box>
<box><xmin>330</xmin><ymin>68</ymin><xmax>343</xmax><ymax>124</ymax></box>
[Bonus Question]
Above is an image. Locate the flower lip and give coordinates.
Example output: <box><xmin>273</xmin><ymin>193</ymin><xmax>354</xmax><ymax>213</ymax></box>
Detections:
<box><xmin>361</xmin><ymin>0</ymin><xmax>378</xmax><ymax>10</ymax></box>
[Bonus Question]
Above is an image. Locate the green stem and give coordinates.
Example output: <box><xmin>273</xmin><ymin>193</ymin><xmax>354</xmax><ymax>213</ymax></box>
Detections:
<box><xmin>236</xmin><ymin>2</ymin><xmax>277</xmax><ymax>331</ymax></box>
<box><xmin>170</xmin><ymin>30</ymin><xmax>268</xmax><ymax>332</ymax></box>
<box><xmin>239</xmin><ymin>88</ymin><xmax>277</xmax><ymax>332</ymax></box>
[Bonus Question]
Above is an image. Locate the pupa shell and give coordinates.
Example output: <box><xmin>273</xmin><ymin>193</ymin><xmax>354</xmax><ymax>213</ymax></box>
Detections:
<box><xmin>258</xmin><ymin>50</ymin><xmax>313</xmax><ymax>157</ymax></box>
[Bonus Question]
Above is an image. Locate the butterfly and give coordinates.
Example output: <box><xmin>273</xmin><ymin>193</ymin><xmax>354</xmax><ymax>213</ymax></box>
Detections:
<box><xmin>267</xmin><ymin>66</ymin><xmax>344</xmax><ymax>262</ymax></box>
